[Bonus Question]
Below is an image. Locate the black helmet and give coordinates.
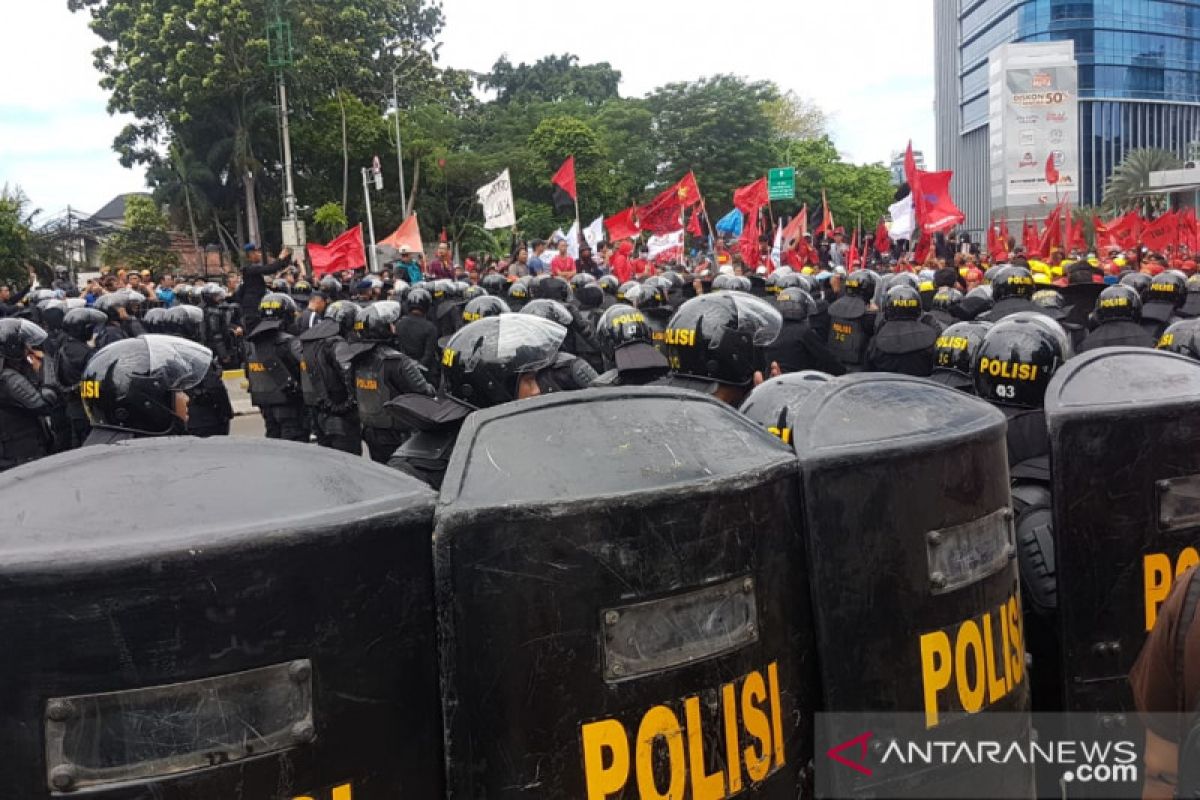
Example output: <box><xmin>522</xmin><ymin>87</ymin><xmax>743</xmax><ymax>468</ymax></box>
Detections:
<box><xmin>882</xmin><ymin>285</ymin><xmax>922</xmax><ymax>321</ymax></box>
<box><xmin>462</xmin><ymin>295</ymin><xmax>510</xmax><ymax>323</ymax></box>
<box><xmin>259</xmin><ymin>292</ymin><xmax>298</xmax><ymax>324</ymax></box>
<box><xmin>142</xmin><ymin>306</ymin><xmax>170</xmax><ymax>334</ymax></box>
<box><xmin>94</xmin><ymin>292</ymin><xmax>128</xmax><ymax>321</ymax></box>
<box><xmin>844</xmin><ymin>270</ymin><xmax>878</xmax><ymax>300</ymax></box>
<box><xmin>711</xmin><ymin>273</ymin><xmax>739</xmax><ymax>292</ymax></box>
<box><xmin>172</xmin><ymin>285</ymin><xmax>195</xmax><ymax>306</ymax></box>
<box><xmin>973</xmin><ymin>313</ymin><xmax>1070</xmax><ymax>409</ymax></box>
<box><xmin>626</xmin><ymin>282</ymin><xmax>668</xmax><ymax>310</ymax></box>
<box><xmin>358</xmin><ymin>301</ymin><xmax>403</xmax><ymax>341</ymax></box>
<box><xmin>1158</xmin><ymin>319</ymin><xmax>1200</xmax><ymax>357</ymax></box>
<box><xmin>429</xmin><ymin>279</ymin><xmax>454</xmax><ymax>302</ymax></box>
<box><xmin>507</xmin><ymin>281</ymin><xmax>531</xmax><ymax>307</ymax></box>
<box><xmin>738</xmin><ymin>370</ymin><xmax>832</xmax><ymax>443</ymax></box>
<box><xmin>1149</xmin><ymin>270</ymin><xmax>1187</xmax><ymax>307</ymax></box>
<box><xmin>874</xmin><ymin>272</ymin><xmax>919</xmax><ymax>307</ymax></box>
<box><xmin>319</xmin><ymin>276</ymin><xmax>343</xmax><ymax>299</ymax></box>
<box><xmin>481</xmin><ymin>273</ymin><xmax>508</xmax><ymax>296</ymax></box>
<box><xmin>391</xmin><ymin>279</ymin><xmax>411</xmax><ymax>302</ymax></box>
<box><xmin>165</xmin><ymin>304</ymin><xmax>204</xmax><ymax>341</ymax></box>
<box><xmin>271</xmin><ymin>278</ymin><xmax>291</xmax><ymax>293</ymax></box>
<box><xmin>520</xmin><ymin>299</ymin><xmax>574</xmax><ymax>328</ymax></box>
<box><xmin>615</xmin><ymin>281</ymin><xmax>639</xmax><ymax>303</ymax></box>
<box><xmin>38</xmin><ymin>299</ymin><xmax>67</xmax><ymax>332</ymax></box>
<box><xmin>1095</xmin><ymin>284</ymin><xmax>1142</xmax><ymax>323</ymax></box>
<box><xmin>199</xmin><ymin>283</ymin><xmax>227</xmax><ymax>306</ymax></box>
<box><xmin>776</xmin><ymin>287</ymin><xmax>818</xmax><ymax>322</ymax></box>
<box><xmin>441</xmin><ymin>314</ymin><xmax>567</xmax><ymax>408</ymax></box>
<box><xmin>575</xmin><ymin>283</ymin><xmax>604</xmax><ymax>309</ymax></box>
<box><xmin>462</xmin><ymin>285</ymin><xmax>487</xmax><ymax>303</ymax></box>
<box><xmin>1119</xmin><ymin>271</ymin><xmax>1152</xmax><ymax>300</ymax></box>
<box><xmin>569</xmin><ymin>273</ymin><xmax>595</xmax><ymax>293</ymax></box>
<box><xmin>932</xmin><ymin>287</ymin><xmax>964</xmax><ymax>312</ymax></box>
<box><xmin>0</xmin><ymin>318</ymin><xmax>47</xmax><ymax>361</ymax></box>
<box><xmin>63</xmin><ymin>307</ymin><xmax>106</xmax><ymax>342</ymax></box>
<box><xmin>663</xmin><ymin>293</ymin><xmax>783</xmax><ymax>388</ymax></box>
<box><xmin>990</xmin><ymin>266</ymin><xmax>1035</xmax><ymax>302</ymax></box>
<box><xmin>932</xmin><ymin>320</ymin><xmax>992</xmax><ymax>388</ymax></box>
<box><xmin>326</xmin><ymin>300</ymin><xmax>359</xmax><ymax>336</ymax></box>
<box><xmin>406</xmin><ymin>287</ymin><xmax>433</xmax><ymax>314</ymax></box>
<box><xmin>598</xmin><ymin>275</ymin><xmax>620</xmax><ymax>296</ymax></box>
<box><xmin>81</xmin><ymin>335</ymin><xmax>213</xmax><ymax>435</ymax></box>
<box><xmin>293</xmin><ymin>279</ymin><xmax>313</xmax><ymax>300</ymax></box>
<box><xmin>1031</xmin><ymin>289</ymin><xmax>1065</xmax><ymax>312</ymax></box>
<box><xmin>765</xmin><ymin>271</ymin><xmax>803</xmax><ymax>295</ymax></box>
<box><xmin>535</xmin><ymin>276</ymin><xmax>571</xmax><ymax>303</ymax></box>
<box><xmin>595</xmin><ymin>303</ymin><xmax>653</xmax><ymax>361</ymax></box>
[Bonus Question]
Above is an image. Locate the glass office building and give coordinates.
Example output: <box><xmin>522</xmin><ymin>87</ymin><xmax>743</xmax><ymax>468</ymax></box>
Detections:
<box><xmin>936</xmin><ymin>0</ymin><xmax>1200</xmax><ymax>234</ymax></box>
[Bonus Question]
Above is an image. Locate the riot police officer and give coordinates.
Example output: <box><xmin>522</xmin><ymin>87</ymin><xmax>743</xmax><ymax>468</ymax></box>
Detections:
<box><xmin>0</xmin><ymin>318</ymin><xmax>58</xmax><ymax>471</ymax></box>
<box><xmin>929</xmin><ymin>319</ymin><xmax>992</xmax><ymax>393</ymax></box>
<box><xmin>764</xmin><ymin>287</ymin><xmax>844</xmax><ymax>376</ymax></box>
<box><xmin>1181</xmin><ymin>272</ymin><xmax>1200</xmax><ymax>318</ymax></box>
<box><xmin>1158</xmin><ymin>318</ymin><xmax>1200</xmax><ymax>357</ymax></box>
<box><xmin>865</xmin><ymin>284</ymin><xmax>939</xmax><ymax>377</ymax></box>
<box><xmin>93</xmin><ymin>292</ymin><xmax>130</xmax><ymax>350</ymax></box>
<box><xmin>387</xmin><ymin>314</ymin><xmax>579</xmax><ymax>487</ymax></box>
<box><xmin>507</xmin><ymin>280</ymin><xmax>531</xmax><ymax>312</ymax></box>
<box><xmin>825</xmin><ymin>269</ymin><xmax>877</xmax><ymax>372</ymax></box>
<box><xmin>299</xmin><ymin>300</ymin><xmax>360</xmax><ymax>454</ymax></box>
<box><xmin>597</xmin><ymin>274</ymin><xmax>620</xmax><ymax>309</ymax></box>
<box><xmin>591</xmin><ymin>303</ymin><xmax>670</xmax><ymax>386</ymax></box>
<box><xmin>958</xmin><ymin>283</ymin><xmax>995</xmax><ymax>321</ymax></box>
<box><xmin>394</xmin><ymin>287</ymin><xmax>439</xmax><ymax>376</ymax></box>
<box><xmin>200</xmin><ymin>283</ymin><xmax>241</xmax><ymax>369</ymax></box>
<box><xmin>245</xmin><ymin>292</ymin><xmax>307</xmax><ymax>442</ymax></box>
<box><xmin>1142</xmin><ymin>270</ymin><xmax>1187</xmax><ymax>340</ymax></box>
<box><xmin>56</xmin><ymin>307</ymin><xmax>105</xmax><ymax>448</ymax></box>
<box><xmin>659</xmin><ymin>292</ymin><xmax>783</xmax><ymax>406</ymax></box>
<box><xmin>343</xmin><ymin>301</ymin><xmax>434</xmax><ymax>463</ymax></box>
<box><xmin>165</xmin><ymin>304</ymin><xmax>234</xmax><ymax>437</ymax></box>
<box><xmin>1078</xmin><ymin>284</ymin><xmax>1156</xmax><ymax>352</ymax></box>
<box><xmin>521</xmin><ymin>299</ymin><xmax>601</xmax><ymax>373</ymax></box>
<box><xmin>738</xmin><ymin>369</ymin><xmax>831</xmax><ymax>445</ymax></box>
<box><xmin>929</xmin><ymin>286</ymin><xmax>964</xmax><ymax>328</ymax></box>
<box><xmin>979</xmin><ymin>265</ymin><xmax>1042</xmax><ymax>322</ymax></box>
<box><xmin>80</xmin><ymin>335</ymin><xmax>213</xmax><ymax>445</ymax></box>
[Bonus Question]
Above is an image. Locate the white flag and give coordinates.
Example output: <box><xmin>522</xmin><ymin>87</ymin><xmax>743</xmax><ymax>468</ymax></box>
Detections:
<box><xmin>771</xmin><ymin>225</ymin><xmax>783</xmax><ymax>266</ymax></box>
<box><xmin>583</xmin><ymin>215</ymin><xmax>605</xmax><ymax>251</ymax></box>
<box><xmin>477</xmin><ymin>169</ymin><xmax>516</xmax><ymax>230</ymax></box>
<box><xmin>647</xmin><ymin>229</ymin><xmax>684</xmax><ymax>262</ymax></box>
<box><xmin>565</xmin><ymin>220</ymin><xmax>580</xmax><ymax>259</ymax></box>
<box><xmin>888</xmin><ymin>194</ymin><xmax>915</xmax><ymax>241</ymax></box>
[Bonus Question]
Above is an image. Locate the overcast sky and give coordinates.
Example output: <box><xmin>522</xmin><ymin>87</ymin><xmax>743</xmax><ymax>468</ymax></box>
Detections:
<box><xmin>0</xmin><ymin>0</ymin><xmax>935</xmax><ymax>221</ymax></box>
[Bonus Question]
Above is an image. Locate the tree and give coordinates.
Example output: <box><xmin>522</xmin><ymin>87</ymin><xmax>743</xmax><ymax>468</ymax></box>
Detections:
<box><xmin>775</xmin><ymin>137</ymin><xmax>894</xmax><ymax>235</ymax></box>
<box><xmin>480</xmin><ymin>54</ymin><xmax>621</xmax><ymax>105</ymax></box>
<box><xmin>763</xmin><ymin>89</ymin><xmax>829</xmax><ymax>154</ymax></box>
<box><xmin>312</xmin><ymin>202</ymin><xmax>349</xmax><ymax>240</ymax></box>
<box><xmin>1102</xmin><ymin>148</ymin><xmax>1182</xmax><ymax>216</ymax></box>
<box><xmin>0</xmin><ymin>187</ymin><xmax>33</xmax><ymax>287</ymax></box>
<box><xmin>101</xmin><ymin>196</ymin><xmax>178</xmax><ymax>275</ymax></box>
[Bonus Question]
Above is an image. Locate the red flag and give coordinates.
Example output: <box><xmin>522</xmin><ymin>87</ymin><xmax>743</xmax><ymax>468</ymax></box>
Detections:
<box><xmin>1106</xmin><ymin>210</ymin><xmax>1142</xmax><ymax>251</ymax></box>
<box><xmin>987</xmin><ymin>216</ymin><xmax>999</xmax><ymax>255</ymax></box>
<box><xmin>1092</xmin><ymin>215</ymin><xmax>1115</xmax><ymax>250</ymax></box>
<box><xmin>814</xmin><ymin>189</ymin><xmax>834</xmax><ymax>235</ymax></box>
<box><xmin>781</xmin><ymin>204</ymin><xmax>808</xmax><ymax>251</ymax></box>
<box><xmin>847</xmin><ymin>227</ymin><xmax>860</xmax><ymax>269</ymax></box>
<box><xmin>740</xmin><ymin>210</ymin><xmax>761</xmax><ymax>268</ymax></box>
<box><xmin>1045</xmin><ymin>153</ymin><xmax>1060</xmax><ymax>186</ymax></box>
<box><xmin>873</xmin><ymin>218</ymin><xmax>890</xmax><ymax>256</ymax></box>
<box><xmin>378</xmin><ymin>214</ymin><xmax>423</xmax><ymax>254</ymax></box>
<box><xmin>904</xmin><ymin>141</ymin><xmax>919</xmax><ymax>192</ymax></box>
<box><xmin>439</xmin><ymin>228</ymin><xmax>448</xmax><ymax>243</ymax></box>
<box><xmin>1067</xmin><ymin>209</ymin><xmax>1088</xmax><ymax>252</ymax></box>
<box><xmin>551</xmin><ymin>155</ymin><xmax>577</xmax><ymax>213</ymax></box>
<box><xmin>914</xmin><ymin>170</ymin><xmax>965</xmax><ymax>234</ymax></box>
<box><xmin>308</xmin><ymin>225</ymin><xmax>366</xmax><ymax>277</ymax></box>
<box><xmin>687</xmin><ymin>209</ymin><xmax>703</xmax><ymax>237</ymax></box>
<box><xmin>1142</xmin><ymin>211</ymin><xmax>1178</xmax><ymax>253</ymax></box>
<box><xmin>913</xmin><ymin>229</ymin><xmax>931</xmax><ymax>264</ymax></box>
<box><xmin>1023</xmin><ymin>215</ymin><xmax>1040</xmax><ymax>258</ymax></box>
<box><xmin>733</xmin><ymin>177</ymin><xmax>769</xmax><ymax>213</ymax></box>
<box><xmin>637</xmin><ymin>173</ymin><xmax>703</xmax><ymax>234</ymax></box>
<box><xmin>1181</xmin><ymin>207</ymin><xmax>1199</xmax><ymax>251</ymax></box>
<box><xmin>1038</xmin><ymin>202</ymin><xmax>1064</xmax><ymax>255</ymax></box>
<box><xmin>604</xmin><ymin>206</ymin><xmax>640</xmax><ymax>241</ymax></box>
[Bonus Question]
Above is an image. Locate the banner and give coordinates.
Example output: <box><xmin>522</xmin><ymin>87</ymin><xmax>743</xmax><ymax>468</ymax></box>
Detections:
<box><xmin>583</xmin><ymin>216</ymin><xmax>605</xmax><ymax>251</ymax></box>
<box><xmin>647</xmin><ymin>229</ymin><xmax>684</xmax><ymax>262</ymax></box>
<box><xmin>477</xmin><ymin>169</ymin><xmax>516</xmax><ymax>230</ymax></box>
<box><xmin>888</xmin><ymin>195</ymin><xmax>915</xmax><ymax>241</ymax></box>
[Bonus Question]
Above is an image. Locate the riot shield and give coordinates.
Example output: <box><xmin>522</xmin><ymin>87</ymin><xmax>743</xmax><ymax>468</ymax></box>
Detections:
<box><xmin>792</xmin><ymin>373</ymin><xmax>1032</xmax><ymax>798</ymax></box>
<box><xmin>1046</xmin><ymin>347</ymin><xmax>1200</xmax><ymax>715</ymax></box>
<box><xmin>0</xmin><ymin>438</ymin><xmax>441</xmax><ymax>800</ymax></box>
<box><xmin>435</xmin><ymin>386</ymin><xmax>819</xmax><ymax>798</ymax></box>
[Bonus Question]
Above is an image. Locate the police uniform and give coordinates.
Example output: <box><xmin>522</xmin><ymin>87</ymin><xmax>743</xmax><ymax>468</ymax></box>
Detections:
<box><xmin>299</xmin><ymin>319</ymin><xmax>361</xmax><ymax>454</ymax></box>
<box><xmin>826</xmin><ymin>285</ymin><xmax>876</xmax><ymax>371</ymax></box>
<box><xmin>393</xmin><ymin>313</ymin><xmax>439</xmax><ymax>375</ymax></box>
<box><xmin>346</xmin><ymin>339</ymin><xmax>434</xmax><ymax>463</ymax></box>
<box><xmin>245</xmin><ymin>320</ymin><xmax>307</xmax><ymax>442</ymax></box>
<box><xmin>0</xmin><ymin>362</ymin><xmax>55</xmax><ymax>471</ymax></box>
<box><xmin>186</xmin><ymin>356</ymin><xmax>234</xmax><ymax>437</ymax></box>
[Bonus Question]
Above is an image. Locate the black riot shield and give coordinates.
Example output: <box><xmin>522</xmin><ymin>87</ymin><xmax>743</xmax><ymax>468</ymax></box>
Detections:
<box><xmin>0</xmin><ymin>438</ymin><xmax>441</xmax><ymax>800</ymax></box>
<box><xmin>792</xmin><ymin>373</ymin><xmax>1032</xmax><ymax>798</ymax></box>
<box><xmin>1046</xmin><ymin>347</ymin><xmax>1200</xmax><ymax>715</ymax></box>
<box><xmin>435</xmin><ymin>386</ymin><xmax>819</xmax><ymax>798</ymax></box>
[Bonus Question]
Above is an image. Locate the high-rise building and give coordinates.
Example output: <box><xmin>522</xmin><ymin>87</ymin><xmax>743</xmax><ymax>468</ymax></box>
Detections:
<box><xmin>889</xmin><ymin>149</ymin><xmax>927</xmax><ymax>185</ymax></box>
<box><xmin>935</xmin><ymin>0</ymin><xmax>1200</xmax><ymax>235</ymax></box>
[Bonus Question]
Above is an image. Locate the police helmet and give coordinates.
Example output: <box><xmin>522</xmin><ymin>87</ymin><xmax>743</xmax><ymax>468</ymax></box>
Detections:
<box><xmin>326</xmin><ymin>300</ymin><xmax>359</xmax><ymax>336</ymax></box>
<box><xmin>738</xmin><ymin>370</ymin><xmax>831</xmax><ymax>443</ymax></box>
<box><xmin>63</xmin><ymin>308</ymin><xmax>106</xmax><ymax>342</ymax></box>
<box><xmin>391</xmin><ymin>279</ymin><xmax>411</xmax><ymax>302</ymax></box>
<box><xmin>453</xmin><ymin>280</ymin><xmax>472</xmax><ymax>296</ymax></box>
<box><xmin>481</xmin><ymin>273</ymin><xmax>508</xmax><ymax>297</ymax></box>
<box><xmin>200</xmin><ymin>283</ymin><xmax>227</xmax><ymax>306</ymax></box>
<box><xmin>506</xmin><ymin>281</ymin><xmax>530</xmax><ymax>308</ymax></box>
<box><xmin>142</xmin><ymin>306</ymin><xmax>170</xmax><ymax>334</ymax></box>
<box><xmin>598</xmin><ymin>275</ymin><xmax>620</xmax><ymax>296</ymax></box>
<box><xmin>874</xmin><ymin>272</ymin><xmax>918</xmax><ymax>306</ymax></box>
<box><xmin>441</xmin><ymin>314</ymin><xmax>567</xmax><ymax>408</ymax></box>
<box><xmin>844</xmin><ymin>270</ymin><xmax>878</xmax><ymax>300</ymax></box>
<box><xmin>973</xmin><ymin>313</ymin><xmax>1070</xmax><ymax>408</ymax></box>
<box><xmin>1157</xmin><ymin>319</ymin><xmax>1200</xmax><ymax>357</ymax></box>
<box><xmin>932</xmin><ymin>287</ymin><xmax>964</xmax><ymax>312</ymax></box>
<box><xmin>765</xmin><ymin>271</ymin><xmax>802</xmax><ymax>295</ymax></box>
<box><xmin>575</xmin><ymin>283</ymin><xmax>604</xmax><ymax>310</ymax></box>
<box><xmin>292</xmin><ymin>279</ymin><xmax>313</xmax><ymax>301</ymax></box>
<box><xmin>1118</xmin><ymin>271</ymin><xmax>1150</xmax><ymax>300</ymax></box>
<box><xmin>659</xmin><ymin>271</ymin><xmax>684</xmax><ymax>292</ymax></box>
<box><xmin>535</xmin><ymin>276</ymin><xmax>571</xmax><ymax>303</ymax></box>
<box><xmin>319</xmin><ymin>276</ymin><xmax>343</xmax><ymax>299</ymax></box>
<box><xmin>271</xmin><ymin>278</ymin><xmax>291</xmax><ymax>293</ymax></box>
<box><xmin>1095</xmin><ymin>284</ymin><xmax>1142</xmax><ymax>323</ymax></box>
<box><xmin>429</xmin><ymin>279</ymin><xmax>453</xmax><ymax>302</ymax></box>
<box><xmin>165</xmin><ymin>304</ymin><xmax>204</xmax><ymax>341</ymax></box>
<box><xmin>931</xmin><ymin>320</ymin><xmax>992</xmax><ymax>389</ymax></box>
<box><xmin>30</xmin><ymin>289</ymin><xmax>57</xmax><ymax>305</ymax></box>
<box><xmin>734</xmin><ymin>276</ymin><xmax>753</xmax><ymax>293</ymax></box>
<box><xmin>595</xmin><ymin>303</ymin><xmax>653</xmax><ymax>362</ymax></box>
<box><xmin>0</xmin><ymin>318</ymin><xmax>46</xmax><ymax>361</ymax></box>
<box><xmin>569</xmin><ymin>273</ymin><xmax>595</xmax><ymax>293</ymax></box>
<box><xmin>462</xmin><ymin>285</ymin><xmax>487</xmax><ymax>304</ymax></box>
<box><xmin>663</xmin><ymin>293</ymin><xmax>783</xmax><ymax>389</ymax></box>
<box><xmin>615</xmin><ymin>281</ymin><xmax>639</xmax><ymax>302</ymax></box>
<box><xmin>358</xmin><ymin>301</ymin><xmax>403</xmax><ymax>341</ymax></box>
<box><xmin>626</xmin><ymin>282</ymin><xmax>668</xmax><ymax>310</ymax></box>
<box><xmin>38</xmin><ymin>299</ymin><xmax>67</xmax><ymax>332</ymax></box>
<box><xmin>81</xmin><ymin>335</ymin><xmax>213</xmax><ymax>435</ymax></box>
<box><xmin>711</xmin><ymin>273</ymin><xmax>739</xmax><ymax>292</ymax></box>
<box><xmin>259</xmin><ymin>292</ymin><xmax>298</xmax><ymax>324</ymax></box>
<box><xmin>94</xmin><ymin>292</ymin><xmax>128</xmax><ymax>321</ymax></box>
<box><xmin>406</xmin><ymin>287</ymin><xmax>433</xmax><ymax>314</ymax></box>
<box><xmin>776</xmin><ymin>287</ymin><xmax>818</xmax><ymax>322</ymax></box>
<box><xmin>990</xmin><ymin>266</ymin><xmax>1036</xmax><ymax>302</ymax></box>
<box><xmin>520</xmin><ymin>299</ymin><xmax>574</xmax><ymax>328</ymax></box>
<box><xmin>462</xmin><ymin>295</ymin><xmax>510</xmax><ymax>323</ymax></box>
<box><xmin>1149</xmin><ymin>270</ymin><xmax>1187</xmax><ymax>307</ymax></box>
<box><xmin>882</xmin><ymin>285</ymin><xmax>923</xmax><ymax>321</ymax></box>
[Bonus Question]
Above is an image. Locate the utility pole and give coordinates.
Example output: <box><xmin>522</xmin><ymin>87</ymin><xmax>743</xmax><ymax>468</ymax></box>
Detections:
<box><xmin>392</xmin><ymin>68</ymin><xmax>408</xmax><ymax>220</ymax></box>
<box><xmin>268</xmin><ymin>0</ymin><xmax>305</xmax><ymax>271</ymax></box>
<box><xmin>363</xmin><ymin>157</ymin><xmax>383</xmax><ymax>273</ymax></box>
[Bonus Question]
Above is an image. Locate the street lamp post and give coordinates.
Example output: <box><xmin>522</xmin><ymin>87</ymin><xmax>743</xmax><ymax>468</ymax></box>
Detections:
<box><xmin>392</xmin><ymin>68</ymin><xmax>408</xmax><ymax>220</ymax></box>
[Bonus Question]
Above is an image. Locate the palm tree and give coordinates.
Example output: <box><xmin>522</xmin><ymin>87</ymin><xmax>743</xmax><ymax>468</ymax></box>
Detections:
<box><xmin>1102</xmin><ymin>148</ymin><xmax>1183</xmax><ymax>217</ymax></box>
<box><xmin>155</xmin><ymin>144</ymin><xmax>215</xmax><ymax>252</ymax></box>
<box><xmin>206</xmin><ymin>101</ymin><xmax>275</xmax><ymax>249</ymax></box>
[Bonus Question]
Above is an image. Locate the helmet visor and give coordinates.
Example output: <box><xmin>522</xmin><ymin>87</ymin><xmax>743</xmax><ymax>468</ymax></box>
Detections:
<box><xmin>143</xmin><ymin>335</ymin><xmax>214</xmax><ymax>391</ymax></box>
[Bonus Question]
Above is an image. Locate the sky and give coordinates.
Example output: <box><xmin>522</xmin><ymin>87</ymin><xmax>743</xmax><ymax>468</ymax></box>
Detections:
<box><xmin>0</xmin><ymin>0</ymin><xmax>935</xmax><ymax>222</ymax></box>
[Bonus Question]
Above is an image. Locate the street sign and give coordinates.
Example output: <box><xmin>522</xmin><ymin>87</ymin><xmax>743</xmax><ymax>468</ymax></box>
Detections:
<box><xmin>768</xmin><ymin>167</ymin><xmax>796</xmax><ymax>201</ymax></box>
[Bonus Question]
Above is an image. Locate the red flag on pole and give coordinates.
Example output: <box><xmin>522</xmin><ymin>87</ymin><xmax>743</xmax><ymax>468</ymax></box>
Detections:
<box><xmin>1141</xmin><ymin>211</ymin><xmax>1179</xmax><ymax>253</ymax></box>
<box><xmin>740</xmin><ymin>210</ymin><xmax>761</xmax><ymax>268</ymax></box>
<box><xmin>638</xmin><ymin>173</ymin><xmax>703</xmax><ymax>234</ymax></box>
<box><xmin>1045</xmin><ymin>153</ymin><xmax>1060</xmax><ymax>186</ymax></box>
<box><xmin>873</xmin><ymin>218</ymin><xmax>890</xmax><ymax>256</ymax></box>
<box><xmin>781</xmin><ymin>204</ymin><xmax>808</xmax><ymax>250</ymax></box>
<box><xmin>604</xmin><ymin>206</ymin><xmax>640</xmax><ymax>241</ymax></box>
<box><xmin>308</xmin><ymin>225</ymin><xmax>366</xmax><ymax>277</ymax></box>
<box><xmin>733</xmin><ymin>177</ymin><xmax>769</xmax><ymax>214</ymax></box>
<box><xmin>914</xmin><ymin>170</ymin><xmax>965</xmax><ymax>234</ymax></box>
<box><xmin>814</xmin><ymin>189</ymin><xmax>834</xmax><ymax>235</ymax></box>
<box><xmin>1038</xmin><ymin>202</ymin><xmax>1064</xmax><ymax>255</ymax></box>
<box><xmin>1106</xmin><ymin>210</ymin><xmax>1142</xmax><ymax>251</ymax></box>
<box><xmin>847</xmin><ymin>226</ymin><xmax>860</xmax><ymax>269</ymax></box>
<box><xmin>551</xmin><ymin>155</ymin><xmax>577</xmax><ymax>212</ymax></box>
<box><xmin>1000</xmin><ymin>217</ymin><xmax>1011</xmax><ymax>251</ymax></box>
<box><xmin>378</xmin><ymin>214</ymin><xmax>423</xmax><ymax>254</ymax></box>
<box><xmin>1023</xmin><ymin>215</ymin><xmax>1040</xmax><ymax>257</ymax></box>
<box><xmin>987</xmin><ymin>216</ymin><xmax>998</xmax><ymax>255</ymax></box>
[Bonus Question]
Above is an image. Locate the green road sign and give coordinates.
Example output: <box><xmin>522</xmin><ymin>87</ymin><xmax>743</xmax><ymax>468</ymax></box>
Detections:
<box><xmin>768</xmin><ymin>167</ymin><xmax>796</xmax><ymax>201</ymax></box>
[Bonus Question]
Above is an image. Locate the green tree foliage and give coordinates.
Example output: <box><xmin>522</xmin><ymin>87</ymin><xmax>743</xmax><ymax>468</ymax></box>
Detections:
<box><xmin>782</xmin><ymin>137</ymin><xmax>895</xmax><ymax>233</ymax></box>
<box><xmin>312</xmin><ymin>202</ymin><xmax>348</xmax><ymax>240</ymax></box>
<box><xmin>101</xmin><ymin>195</ymin><xmax>178</xmax><ymax>274</ymax></box>
<box><xmin>1102</xmin><ymin>148</ymin><xmax>1183</xmax><ymax>216</ymax></box>
<box><xmin>0</xmin><ymin>187</ymin><xmax>32</xmax><ymax>287</ymax></box>
<box><xmin>480</xmin><ymin>54</ymin><xmax>621</xmax><ymax>106</ymax></box>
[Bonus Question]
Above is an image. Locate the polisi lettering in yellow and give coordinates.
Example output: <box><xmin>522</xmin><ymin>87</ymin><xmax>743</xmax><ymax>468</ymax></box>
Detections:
<box><xmin>766</xmin><ymin>426</ymin><xmax>792</xmax><ymax>445</ymax></box>
<box><xmin>664</xmin><ymin>328</ymin><xmax>697</xmax><ymax>347</ymax></box>
<box><xmin>892</xmin><ymin>298</ymin><xmax>919</xmax><ymax>308</ymax></box>
<box><xmin>293</xmin><ymin>783</ymin><xmax>352</xmax><ymax>800</ymax></box>
<box><xmin>1152</xmin><ymin>283</ymin><xmax>1178</xmax><ymax>295</ymax></box>
<box><xmin>832</xmin><ymin>322</ymin><xmax>854</xmax><ymax>336</ymax></box>
<box><xmin>609</xmin><ymin>313</ymin><xmax>646</xmax><ymax>328</ymax></box>
<box><xmin>261</xmin><ymin>300</ymin><xmax>283</xmax><ymax>311</ymax></box>
<box><xmin>1008</xmin><ymin>275</ymin><xmax>1034</xmax><ymax>287</ymax></box>
<box><xmin>1144</xmin><ymin>547</ymin><xmax>1200</xmax><ymax>630</ymax></box>
<box><xmin>919</xmin><ymin>281</ymin><xmax>935</xmax><ymax>292</ymax></box>
<box><xmin>918</xmin><ymin>590</ymin><xmax>1025</xmax><ymax>729</ymax></box>
<box><xmin>442</xmin><ymin>348</ymin><xmax>458</xmax><ymax>368</ymax></box>
<box><xmin>1159</xmin><ymin>333</ymin><xmax>1175</xmax><ymax>349</ymax></box>
<box><xmin>936</xmin><ymin>336</ymin><xmax>970</xmax><ymax>351</ymax></box>
<box><xmin>1100</xmin><ymin>297</ymin><xmax>1129</xmax><ymax>309</ymax></box>
<box><xmin>977</xmin><ymin>357</ymin><xmax>1039</xmax><ymax>381</ymax></box>
<box><xmin>581</xmin><ymin>663</ymin><xmax>785</xmax><ymax>799</ymax></box>
<box><xmin>356</xmin><ymin>377</ymin><xmax>379</xmax><ymax>391</ymax></box>
<box><xmin>79</xmin><ymin>380</ymin><xmax>101</xmax><ymax>400</ymax></box>
<box><xmin>353</xmin><ymin>320</ymin><xmax>365</xmax><ymax>331</ymax></box>
<box><xmin>248</xmin><ymin>362</ymin><xmax>267</xmax><ymax>373</ymax></box>
<box><xmin>462</xmin><ymin>311</ymin><xmax>482</xmax><ymax>322</ymax></box>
